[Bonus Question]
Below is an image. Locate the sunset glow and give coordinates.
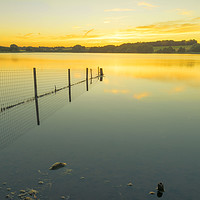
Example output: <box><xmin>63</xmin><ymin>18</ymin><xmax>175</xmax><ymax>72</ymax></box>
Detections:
<box><xmin>0</xmin><ymin>0</ymin><xmax>200</xmax><ymax>47</ymax></box>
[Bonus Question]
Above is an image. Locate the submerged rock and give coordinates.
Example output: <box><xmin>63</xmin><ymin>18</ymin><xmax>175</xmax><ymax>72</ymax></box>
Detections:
<box><xmin>149</xmin><ymin>191</ymin><xmax>155</xmax><ymax>195</ymax></box>
<box><xmin>5</xmin><ymin>194</ymin><xmax>11</xmax><ymax>199</ymax></box>
<box><xmin>24</xmin><ymin>197</ymin><xmax>33</xmax><ymax>200</ymax></box>
<box><xmin>127</xmin><ymin>182</ymin><xmax>133</xmax><ymax>186</ymax></box>
<box><xmin>38</xmin><ymin>181</ymin><xmax>44</xmax><ymax>185</ymax></box>
<box><xmin>49</xmin><ymin>162</ymin><xmax>67</xmax><ymax>170</ymax></box>
<box><xmin>63</xmin><ymin>168</ymin><xmax>73</xmax><ymax>175</ymax></box>
<box><xmin>28</xmin><ymin>189</ymin><xmax>38</xmax><ymax>196</ymax></box>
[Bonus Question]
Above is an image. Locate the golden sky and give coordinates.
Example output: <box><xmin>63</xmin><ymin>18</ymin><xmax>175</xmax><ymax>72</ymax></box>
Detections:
<box><xmin>0</xmin><ymin>0</ymin><xmax>200</xmax><ymax>47</ymax></box>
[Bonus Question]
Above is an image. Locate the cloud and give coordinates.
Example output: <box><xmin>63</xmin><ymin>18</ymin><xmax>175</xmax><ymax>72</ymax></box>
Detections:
<box><xmin>176</xmin><ymin>9</ymin><xmax>193</xmax><ymax>16</ymax></box>
<box><xmin>24</xmin><ymin>33</ymin><xmax>33</xmax><ymax>37</ymax></box>
<box><xmin>55</xmin><ymin>33</ymin><xmax>100</xmax><ymax>41</ymax></box>
<box><xmin>16</xmin><ymin>33</ymin><xmax>41</xmax><ymax>39</ymax></box>
<box><xmin>54</xmin><ymin>29</ymin><xmax>97</xmax><ymax>40</ymax></box>
<box><xmin>138</xmin><ymin>2</ymin><xmax>158</xmax><ymax>8</ymax></box>
<box><xmin>84</xmin><ymin>29</ymin><xmax>94</xmax><ymax>37</ymax></box>
<box><xmin>124</xmin><ymin>18</ymin><xmax>200</xmax><ymax>35</ymax></box>
<box><xmin>104</xmin><ymin>8</ymin><xmax>135</xmax><ymax>12</ymax></box>
<box><xmin>133</xmin><ymin>92</ymin><xmax>150</xmax><ymax>100</ymax></box>
<box><xmin>13</xmin><ymin>17</ymin><xmax>200</xmax><ymax>47</ymax></box>
<box><xmin>193</xmin><ymin>17</ymin><xmax>200</xmax><ymax>21</ymax></box>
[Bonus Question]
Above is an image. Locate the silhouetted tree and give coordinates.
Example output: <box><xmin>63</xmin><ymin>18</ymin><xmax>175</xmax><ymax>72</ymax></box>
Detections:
<box><xmin>190</xmin><ymin>44</ymin><xmax>200</xmax><ymax>52</ymax></box>
<box><xmin>10</xmin><ymin>44</ymin><xmax>19</xmax><ymax>52</ymax></box>
<box><xmin>156</xmin><ymin>46</ymin><xmax>175</xmax><ymax>53</ymax></box>
<box><xmin>186</xmin><ymin>39</ymin><xmax>197</xmax><ymax>45</ymax></box>
<box><xmin>177</xmin><ymin>47</ymin><xmax>186</xmax><ymax>53</ymax></box>
<box><xmin>72</xmin><ymin>45</ymin><xmax>86</xmax><ymax>52</ymax></box>
<box><xmin>0</xmin><ymin>46</ymin><xmax>10</xmax><ymax>52</ymax></box>
<box><xmin>136</xmin><ymin>44</ymin><xmax>154</xmax><ymax>53</ymax></box>
<box><xmin>25</xmin><ymin>46</ymin><xmax>34</xmax><ymax>52</ymax></box>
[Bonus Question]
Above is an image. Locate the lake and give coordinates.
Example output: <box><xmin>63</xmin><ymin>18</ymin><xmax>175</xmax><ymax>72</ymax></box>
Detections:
<box><xmin>0</xmin><ymin>53</ymin><xmax>200</xmax><ymax>200</ymax></box>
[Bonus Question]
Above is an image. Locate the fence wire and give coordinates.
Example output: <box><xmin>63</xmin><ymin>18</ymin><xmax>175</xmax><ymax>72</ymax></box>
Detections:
<box><xmin>0</xmin><ymin>67</ymin><xmax>102</xmax><ymax>150</ymax></box>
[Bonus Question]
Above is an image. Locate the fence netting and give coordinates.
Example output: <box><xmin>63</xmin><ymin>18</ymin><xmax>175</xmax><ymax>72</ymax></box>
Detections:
<box><xmin>0</xmin><ymin>67</ymin><xmax>102</xmax><ymax>150</ymax></box>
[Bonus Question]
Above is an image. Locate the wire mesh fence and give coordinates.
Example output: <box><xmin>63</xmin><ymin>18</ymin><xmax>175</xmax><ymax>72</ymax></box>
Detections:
<box><xmin>0</xmin><ymin>67</ymin><xmax>103</xmax><ymax>150</ymax></box>
<box><xmin>0</xmin><ymin>69</ymin><xmax>34</xmax><ymax>112</ymax></box>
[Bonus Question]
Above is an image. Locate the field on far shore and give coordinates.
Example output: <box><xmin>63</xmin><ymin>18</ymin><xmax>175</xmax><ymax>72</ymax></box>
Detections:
<box><xmin>153</xmin><ymin>45</ymin><xmax>192</xmax><ymax>52</ymax></box>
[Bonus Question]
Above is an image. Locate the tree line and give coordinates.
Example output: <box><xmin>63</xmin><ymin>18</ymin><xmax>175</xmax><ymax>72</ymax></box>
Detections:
<box><xmin>0</xmin><ymin>40</ymin><xmax>200</xmax><ymax>53</ymax></box>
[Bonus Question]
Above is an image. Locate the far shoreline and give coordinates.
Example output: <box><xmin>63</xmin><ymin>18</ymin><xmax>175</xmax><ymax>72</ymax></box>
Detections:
<box><xmin>0</xmin><ymin>52</ymin><xmax>200</xmax><ymax>54</ymax></box>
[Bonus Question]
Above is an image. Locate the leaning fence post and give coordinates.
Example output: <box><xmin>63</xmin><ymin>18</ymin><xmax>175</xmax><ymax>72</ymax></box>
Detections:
<box><xmin>33</xmin><ymin>68</ymin><xmax>40</xmax><ymax>125</ymax></box>
<box><xmin>86</xmin><ymin>68</ymin><xmax>89</xmax><ymax>91</ymax></box>
<box><xmin>68</xmin><ymin>69</ymin><xmax>71</xmax><ymax>102</ymax></box>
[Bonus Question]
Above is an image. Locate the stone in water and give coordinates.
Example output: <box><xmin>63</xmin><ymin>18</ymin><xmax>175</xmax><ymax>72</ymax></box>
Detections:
<box><xmin>127</xmin><ymin>182</ymin><xmax>133</xmax><ymax>186</ymax></box>
<box><xmin>49</xmin><ymin>162</ymin><xmax>67</xmax><ymax>170</ymax></box>
<box><xmin>149</xmin><ymin>191</ymin><xmax>155</xmax><ymax>195</ymax></box>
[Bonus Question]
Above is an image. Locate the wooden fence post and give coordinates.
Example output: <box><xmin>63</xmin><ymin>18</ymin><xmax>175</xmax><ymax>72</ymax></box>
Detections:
<box><xmin>100</xmin><ymin>68</ymin><xmax>103</xmax><ymax>81</ymax></box>
<box><xmin>68</xmin><ymin>69</ymin><xmax>71</xmax><ymax>102</ymax></box>
<box><xmin>86</xmin><ymin>68</ymin><xmax>89</xmax><ymax>91</ymax></box>
<box><xmin>33</xmin><ymin>68</ymin><xmax>40</xmax><ymax>125</ymax></box>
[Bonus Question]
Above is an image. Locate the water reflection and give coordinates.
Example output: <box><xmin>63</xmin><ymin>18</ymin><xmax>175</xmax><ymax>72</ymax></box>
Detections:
<box><xmin>0</xmin><ymin>68</ymin><xmax>103</xmax><ymax>151</ymax></box>
<box><xmin>157</xmin><ymin>191</ymin><xmax>163</xmax><ymax>198</ymax></box>
<box><xmin>0</xmin><ymin>53</ymin><xmax>200</xmax><ymax>200</ymax></box>
<box><xmin>133</xmin><ymin>92</ymin><xmax>150</xmax><ymax>100</ymax></box>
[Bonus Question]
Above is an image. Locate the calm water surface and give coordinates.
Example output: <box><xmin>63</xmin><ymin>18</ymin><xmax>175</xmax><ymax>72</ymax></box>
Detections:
<box><xmin>0</xmin><ymin>53</ymin><xmax>200</xmax><ymax>200</ymax></box>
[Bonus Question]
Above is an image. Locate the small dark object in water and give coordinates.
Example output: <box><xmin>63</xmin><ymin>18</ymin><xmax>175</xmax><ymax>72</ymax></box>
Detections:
<box><xmin>157</xmin><ymin>182</ymin><xmax>165</xmax><ymax>192</ymax></box>
<box><xmin>6</xmin><ymin>194</ymin><xmax>11</xmax><ymax>198</ymax></box>
<box><xmin>157</xmin><ymin>191</ymin><xmax>163</xmax><ymax>198</ymax></box>
<box><xmin>49</xmin><ymin>162</ymin><xmax>67</xmax><ymax>170</ymax></box>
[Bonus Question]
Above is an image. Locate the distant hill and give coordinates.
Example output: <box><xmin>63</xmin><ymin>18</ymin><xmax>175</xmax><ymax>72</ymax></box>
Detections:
<box><xmin>0</xmin><ymin>40</ymin><xmax>200</xmax><ymax>53</ymax></box>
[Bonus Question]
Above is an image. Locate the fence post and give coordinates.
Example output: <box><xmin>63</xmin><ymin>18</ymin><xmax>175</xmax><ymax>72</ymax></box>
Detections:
<box><xmin>68</xmin><ymin>69</ymin><xmax>71</xmax><ymax>102</ymax></box>
<box><xmin>33</xmin><ymin>68</ymin><xmax>40</xmax><ymax>125</ymax></box>
<box><xmin>86</xmin><ymin>68</ymin><xmax>89</xmax><ymax>91</ymax></box>
<box><xmin>98</xmin><ymin>67</ymin><xmax>99</xmax><ymax>79</ymax></box>
<box><xmin>100</xmin><ymin>68</ymin><xmax>103</xmax><ymax>81</ymax></box>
